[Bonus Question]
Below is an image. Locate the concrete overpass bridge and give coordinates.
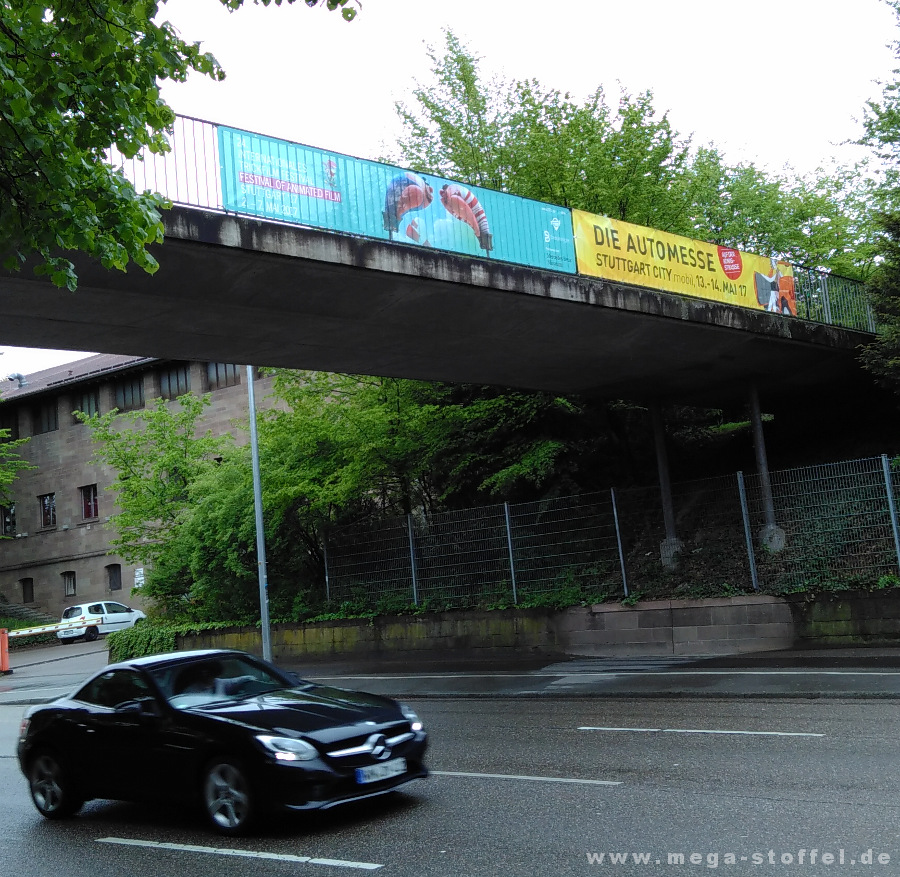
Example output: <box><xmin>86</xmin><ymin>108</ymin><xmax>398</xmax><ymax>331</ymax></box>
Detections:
<box><xmin>0</xmin><ymin>118</ymin><xmax>885</xmax><ymax>559</ymax></box>
<box><xmin>0</xmin><ymin>204</ymin><xmax>874</xmax><ymax>408</ymax></box>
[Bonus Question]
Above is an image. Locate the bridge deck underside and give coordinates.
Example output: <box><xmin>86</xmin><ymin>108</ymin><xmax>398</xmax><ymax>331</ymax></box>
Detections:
<box><xmin>0</xmin><ymin>208</ymin><xmax>871</xmax><ymax>407</ymax></box>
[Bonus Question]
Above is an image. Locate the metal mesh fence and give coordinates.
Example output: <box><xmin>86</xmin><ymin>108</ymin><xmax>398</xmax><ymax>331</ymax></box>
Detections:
<box><xmin>507</xmin><ymin>493</ymin><xmax>624</xmax><ymax>597</ymax></box>
<box><xmin>615</xmin><ymin>474</ymin><xmax>755</xmax><ymax>597</ymax></box>
<box><xmin>324</xmin><ymin>517</ymin><xmax>413</xmax><ymax>606</ymax></box>
<box><xmin>794</xmin><ymin>268</ymin><xmax>876</xmax><ymax>332</ymax></box>
<box><xmin>323</xmin><ymin>456</ymin><xmax>900</xmax><ymax>608</ymax></box>
<box><xmin>745</xmin><ymin>457</ymin><xmax>900</xmax><ymax>592</ymax></box>
<box><xmin>413</xmin><ymin>506</ymin><xmax>511</xmax><ymax>605</ymax></box>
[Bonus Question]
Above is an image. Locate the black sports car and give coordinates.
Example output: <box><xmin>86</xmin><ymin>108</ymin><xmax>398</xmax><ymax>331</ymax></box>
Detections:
<box><xmin>17</xmin><ymin>649</ymin><xmax>428</xmax><ymax>834</ymax></box>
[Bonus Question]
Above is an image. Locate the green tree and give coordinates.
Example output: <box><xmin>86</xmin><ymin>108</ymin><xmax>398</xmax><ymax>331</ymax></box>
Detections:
<box><xmin>856</xmin><ymin>0</ymin><xmax>900</xmax><ymax>386</ymax></box>
<box><xmin>76</xmin><ymin>393</ymin><xmax>226</xmax><ymax>566</ymax></box>
<box><xmin>0</xmin><ymin>0</ymin><xmax>357</xmax><ymax>291</ymax></box>
<box><xmin>0</xmin><ymin>429</ymin><xmax>33</xmax><ymax>518</ymax></box>
<box><xmin>393</xmin><ymin>29</ymin><xmax>872</xmax><ymax>275</ymax></box>
<box><xmin>392</xmin><ymin>31</ymin><xmax>694</xmax><ymax>232</ymax></box>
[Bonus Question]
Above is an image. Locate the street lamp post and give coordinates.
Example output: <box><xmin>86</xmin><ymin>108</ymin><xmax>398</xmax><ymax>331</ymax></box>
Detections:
<box><xmin>247</xmin><ymin>365</ymin><xmax>272</xmax><ymax>661</ymax></box>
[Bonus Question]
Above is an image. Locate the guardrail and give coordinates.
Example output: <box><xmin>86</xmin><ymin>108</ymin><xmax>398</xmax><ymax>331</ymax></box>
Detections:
<box><xmin>110</xmin><ymin>115</ymin><xmax>875</xmax><ymax>334</ymax></box>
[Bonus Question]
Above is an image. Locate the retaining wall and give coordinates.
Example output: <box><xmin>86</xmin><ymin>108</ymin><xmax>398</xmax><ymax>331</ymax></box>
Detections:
<box><xmin>177</xmin><ymin>594</ymin><xmax>796</xmax><ymax>662</ymax></box>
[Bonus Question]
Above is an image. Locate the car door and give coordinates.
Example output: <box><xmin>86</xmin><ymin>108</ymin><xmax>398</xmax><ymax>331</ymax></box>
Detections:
<box><xmin>101</xmin><ymin>601</ymin><xmax>134</xmax><ymax>633</ymax></box>
<box><xmin>73</xmin><ymin>669</ymin><xmax>168</xmax><ymax>800</ymax></box>
<box><xmin>86</xmin><ymin>602</ymin><xmax>106</xmax><ymax>633</ymax></box>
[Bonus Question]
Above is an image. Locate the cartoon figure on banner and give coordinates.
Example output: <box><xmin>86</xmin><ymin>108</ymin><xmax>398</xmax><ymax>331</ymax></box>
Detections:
<box><xmin>754</xmin><ymin>257</ymin><xmax>796</xmax><ymax>316</ymax></box>
<box><xmin>439</xmin><ymin>184</ymin><xmax>493</xmax><ymax>252</ymax></box>
<box><xmin>323</xmin><ymin>158</ymin><xmax>338</xmax><ymax>190</ymax></box>
<box><xmin>383</xmin><ymin>172</ymin><xmax>434</xmax><ymax>244</ymax></box>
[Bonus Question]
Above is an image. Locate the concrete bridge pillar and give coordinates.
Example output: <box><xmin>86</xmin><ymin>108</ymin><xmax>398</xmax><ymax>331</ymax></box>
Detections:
<box><xmin>650</xmin><ymin>403</ymin><xmax>682</xmax><ymax>568</ymax></box>
<box><xmin>749</xmin><ymin>385</ymin><xmax>785</xmax><ymax>552</ymax></box>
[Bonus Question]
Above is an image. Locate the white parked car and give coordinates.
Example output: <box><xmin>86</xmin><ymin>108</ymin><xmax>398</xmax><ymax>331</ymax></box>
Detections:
<box><xmin>57</xmin><ymin>602</ymin><xmax>146</xmax><ymax>642</ymax></box>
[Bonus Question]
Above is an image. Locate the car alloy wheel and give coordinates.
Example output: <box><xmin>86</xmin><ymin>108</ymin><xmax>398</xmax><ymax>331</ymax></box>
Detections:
<box><xmin>29</xmin><ymin>752</ymin><xmax>83</xmax><ymax>818</ymax></box>
<box><xmin>202</xmin><ymin>759</ymin><xmax>254</xmax><ymax>834</ymax></box>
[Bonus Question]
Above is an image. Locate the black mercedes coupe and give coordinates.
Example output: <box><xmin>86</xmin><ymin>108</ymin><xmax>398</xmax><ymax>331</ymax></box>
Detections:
<box><xmin>17</xmin><ymin>648</ymin><xmax>428</xmax><ymax>834</ymax></box>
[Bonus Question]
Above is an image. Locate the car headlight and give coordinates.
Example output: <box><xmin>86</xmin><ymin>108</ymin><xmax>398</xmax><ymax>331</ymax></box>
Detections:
<box><xmin>400</xmin><ymin>704</ymin><xmax>424</xmax><ymax>732</ymax></box>
<box><xmin>255</xmin><ymin>734</ymin><xmax>319</xmax><ymax>762</ymax></box>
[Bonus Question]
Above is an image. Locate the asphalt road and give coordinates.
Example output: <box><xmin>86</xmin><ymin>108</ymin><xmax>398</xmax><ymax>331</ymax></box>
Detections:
<box><xmin>2</xmin><ymin>644</ymin><xmax>900</xmax><ymax>876</ymax></box>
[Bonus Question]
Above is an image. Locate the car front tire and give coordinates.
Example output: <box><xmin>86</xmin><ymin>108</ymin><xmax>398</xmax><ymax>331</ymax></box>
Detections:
<box><xmin>202</xmin><ymin>758</ymin><xmax>256</xmax><ymax>835</ymax></box>
<box><xmin>28</xmin><ymin>751</ymin><xmax>84</xmax><ymax>819</ymax></box>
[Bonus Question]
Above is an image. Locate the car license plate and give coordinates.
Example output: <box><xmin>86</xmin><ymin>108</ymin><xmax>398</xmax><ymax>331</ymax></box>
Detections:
<box><xmin>355</xmin><ymin>758</ymin><xmax>406</xmax><ymax>785</ymax></box>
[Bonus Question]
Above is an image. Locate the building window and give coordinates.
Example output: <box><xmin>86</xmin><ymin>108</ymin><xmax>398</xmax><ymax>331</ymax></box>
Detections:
<box><xmin>32</xmin><ymin>399</ymin><xmax>58</xmax><ymax>435</ymax></box>
<box><xmin>62</xmin><ymin>570</ymin><xmax>76</xmax><ymax>597</ymax></box>
<box><xmin>106</xmin><ymin>564</ymin><xmax>122</xmax><ymax>592</ymax></box>
<box><xmin>73</xmin><ymin>388</ymin><xmax>100</xmax><ymax>420</ymax></box>
<box><xmin>0</xmin><ymin>408</ymin><xmax>18</xmax><ymax>440</ymax></box>
<box><xmin>207</xmin><ymin>362</ymin><xmax>240</xmax><ymax>390</ymax></box>
<box><xmin>159</xmin><ymin>364</ymin><xmax>191</xmax><ymax>400</ymax></box>
<box><xmin>39</xmin><ymin>493</ymin><xmax>56</xmax><ymax>528</ymax></box>
<box><xmin>21</xmin><ymin>577</ymin><xmax>34</xmax><ymax>603</ymax></box>
<box><xmin>114</xmin><ymin>376</ymin><xmax>144</xmax><ymax>412</ymax></box>
<box><xmin>1</xmin><ymin>503</ymin><xmax>14</xmax><ymax>536</ymax></box>
<box><xmin>81</xmin><ymin>484</ymin><xmax>99</xmax><ymax>519</ymax></box>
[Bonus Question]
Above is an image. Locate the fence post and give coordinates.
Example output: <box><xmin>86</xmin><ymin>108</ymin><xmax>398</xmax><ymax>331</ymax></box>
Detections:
<box><xmin>736</xmin><ymin>472</ymin><xmax>760</xmax><ymax>592</ymax></box>
<box><xmin>820</xmin><ymin>275</ymin><xmax>833</xmax><ymax>325</ymax></box>
<box><xmin>322</xmin><ymin>536</ymin><xmax>331</xmax><ymax>603</ymax></box>
<box><xmin>503</xmin><ymin>502</ymin><xmax>519</xmax><ymax>605</ymax></box>
<box><xmin>881</xmin><ymin>455</ymin><xmax>900</xmax><ymax>576</ymax></box>
<box><xmin>610</xmin><ymin>488</ymin><xmax>629</xmax><ymax>597</ymax></box>
<box><xmin>407</xmin><ymin>514</ymin><xmax>420</xmax><ymax>606</ymax></box>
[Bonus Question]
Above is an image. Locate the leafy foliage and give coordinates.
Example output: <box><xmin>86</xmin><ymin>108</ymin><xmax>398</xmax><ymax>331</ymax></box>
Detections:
<box><xmin>391</xmin><ymin>29</ymin><xmax>871</xmax><ymax>277</ymax></box>
<box><xmin>0</xmin><ymin>0</ymin><xmax>358</xmax><ymax>290</ymax></box>
<box><xmin>76</xmin><ymin>394</ymin><xmax>225</xmax><ymax>565</ymax></box>
<box><xmin>0</xmin><ymin>429</ymin><xmax>33</xmax><ymax>509</ymax></box>
<box><xmin>858</xmin><ymin>1</ymin><xmax>900</xmax><ymax>387</ymax></box>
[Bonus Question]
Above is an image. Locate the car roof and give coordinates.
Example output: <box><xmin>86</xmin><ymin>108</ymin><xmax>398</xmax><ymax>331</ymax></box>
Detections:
<box><xmin>118</xmin><ymin>648</ymin><xmax>257</xmax><ymax>672</ymax></box>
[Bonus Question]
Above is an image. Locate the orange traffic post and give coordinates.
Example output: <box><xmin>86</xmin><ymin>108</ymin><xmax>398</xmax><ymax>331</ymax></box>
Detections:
<box><xmin>0</xmin><ymin>629</ymin><xmax>9</xmax><ymax>674</ymax></box>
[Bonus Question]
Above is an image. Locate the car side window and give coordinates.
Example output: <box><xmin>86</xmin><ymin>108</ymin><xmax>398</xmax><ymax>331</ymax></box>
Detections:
<box><xmin>104</xmin><ymin>603</ymin><xmax>130</xmax><ymax>614</ymax></box>
<box><xmin>87</xmin><ymin>603</ymin><xmax>104</xmax><ymax>615</ymax></box>
<box><xmin>75</xmin><ymin>670</ymin><xmax>153</xmax><ymax>709</ymax></box>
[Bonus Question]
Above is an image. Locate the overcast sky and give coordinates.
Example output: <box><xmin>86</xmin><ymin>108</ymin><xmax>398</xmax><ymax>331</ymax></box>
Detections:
<box><xmin>5</xmin><ymin>0</ymin><xmax>898</xmax><ymax>376</ymax></box>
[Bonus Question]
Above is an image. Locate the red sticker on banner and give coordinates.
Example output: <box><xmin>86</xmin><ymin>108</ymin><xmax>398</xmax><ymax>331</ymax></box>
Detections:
<box><xmin>717</xmin><ymin>247</ymin><xmax>743</xmax><ymax>280</ymax></box>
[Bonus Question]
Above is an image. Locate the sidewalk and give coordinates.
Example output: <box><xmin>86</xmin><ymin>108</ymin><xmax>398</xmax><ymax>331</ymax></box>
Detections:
<box><xmin>285</xmin><ymin>648</ymin><xmax>900</xmax><ymax>700</ymax></box>
<box><xmin>7</xmin><ymin>642</ymin><xmax>900</xmax><ymax>703</ymax></box>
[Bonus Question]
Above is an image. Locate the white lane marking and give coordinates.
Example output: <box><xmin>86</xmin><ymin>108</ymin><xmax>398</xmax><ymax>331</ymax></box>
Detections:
<box><xmin>578</xmin><ymin>726</ymin><xmax>662</xmax><ymax>732</ymax></box>
<box><xmin>578</xmin><ymin>726</ymin><xmax>824</xmax><ymax>737</ymax></box>
<box><xmin>96</xmin><ymin>837</ymin><xmax>382</xmax><ymax>870</ymax></box>
<box><xmin>431</xmin><ymin>770</ymin><xmax>621</xmax><ymax>786</ymax></box>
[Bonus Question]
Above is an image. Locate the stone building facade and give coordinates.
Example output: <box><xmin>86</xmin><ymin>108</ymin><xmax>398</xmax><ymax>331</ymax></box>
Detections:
<box><xmin>0</xmin><ymin>354</ymin><xmax>276</xmax><ymax>618</ymax></box>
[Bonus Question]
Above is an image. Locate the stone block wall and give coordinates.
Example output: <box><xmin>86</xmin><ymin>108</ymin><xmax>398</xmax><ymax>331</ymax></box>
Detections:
<box><xmin>178</xmin><ymin>595</ymin><xmax>796</xmax><ymax>662</ymax></box>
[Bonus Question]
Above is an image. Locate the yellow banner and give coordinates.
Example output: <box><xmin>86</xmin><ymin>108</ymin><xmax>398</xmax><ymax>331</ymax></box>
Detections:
<box><xmin>572</xmin><ymin>211</ymin><xmax>796</xmax><ymax>316</ymax></box>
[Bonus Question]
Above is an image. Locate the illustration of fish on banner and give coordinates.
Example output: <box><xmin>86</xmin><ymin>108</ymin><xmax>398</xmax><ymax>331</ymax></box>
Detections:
<box><xmin>440</xmin><ymin>184</ymin><xmax>493</xmax><ymax>252</ymax></box>
<box><xmin>383</xmin><ymin>172</ymin><xmax>434</xmax><ymax>243</ymax></box>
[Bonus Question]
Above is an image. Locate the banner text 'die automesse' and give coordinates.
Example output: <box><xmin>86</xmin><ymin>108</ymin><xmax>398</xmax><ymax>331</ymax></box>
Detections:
<box><xmin>572</xmin><ymin>210</ymin><xmax>797</xmax><ymax>316</ymax></box>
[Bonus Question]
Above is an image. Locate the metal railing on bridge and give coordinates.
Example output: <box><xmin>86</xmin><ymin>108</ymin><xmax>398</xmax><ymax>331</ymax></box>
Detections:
<box><xmin>111</xmin><ymin>115</ymin><xmax>875</xmax><ymax>334</ymax></box>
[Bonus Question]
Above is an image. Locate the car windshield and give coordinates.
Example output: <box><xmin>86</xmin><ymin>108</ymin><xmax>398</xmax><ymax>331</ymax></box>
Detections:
<box><xmin>147</xmin><ymin>654</ymin><xmax>293</xmax><ymax>708</ymax></box>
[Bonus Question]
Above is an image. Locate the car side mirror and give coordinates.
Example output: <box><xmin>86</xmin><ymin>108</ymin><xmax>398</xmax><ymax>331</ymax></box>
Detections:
<box><xmin>116</xmin><ymin>698</ymin><xmax>160</xmax><ymax>718</ymax></box>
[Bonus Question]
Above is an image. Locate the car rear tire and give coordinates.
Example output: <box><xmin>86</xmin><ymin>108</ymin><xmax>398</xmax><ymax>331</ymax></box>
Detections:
<box><xmin>84</xmin><ymin>626</ymin><xmax>99</xmax><ymax>642</ymax></box>
<box><xmin>202</xmin><ymin>758</ymin><xmax>256</xmax><ymax>835</ymax></box>
<box><xmin>28</xmin><ymin>752</ymin><xmax>84</xmax><ymax>819</ymax></box>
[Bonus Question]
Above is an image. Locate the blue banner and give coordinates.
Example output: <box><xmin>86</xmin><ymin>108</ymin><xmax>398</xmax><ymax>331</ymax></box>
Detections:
<box><xmin>218</xmin><ymin>127</ymin><xmax>576</xmax><ymax>274</ymax></box>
